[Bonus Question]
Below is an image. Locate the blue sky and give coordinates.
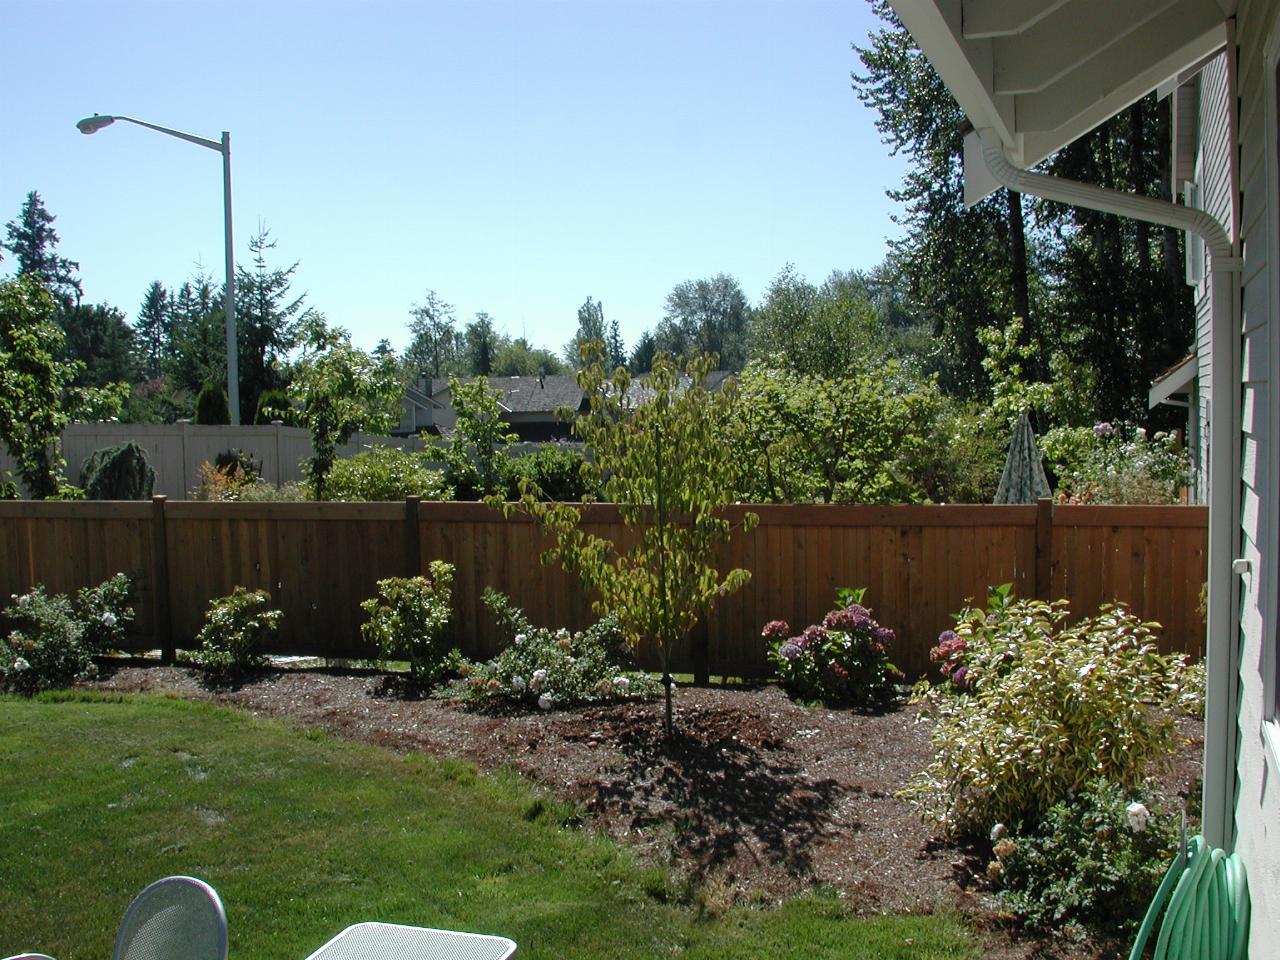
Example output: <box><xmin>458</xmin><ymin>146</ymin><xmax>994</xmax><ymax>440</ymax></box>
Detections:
<box><xmin>3</xmin><ymin>0</ymin><xmax>905</xmax><ymax>356</ymax></box>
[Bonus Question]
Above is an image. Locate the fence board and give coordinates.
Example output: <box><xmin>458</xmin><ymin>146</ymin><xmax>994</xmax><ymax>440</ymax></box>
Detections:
<box><xmin>0</xmin><ymin>501</ymin><xmax>1209</xmax><ymax>676</ymax></box>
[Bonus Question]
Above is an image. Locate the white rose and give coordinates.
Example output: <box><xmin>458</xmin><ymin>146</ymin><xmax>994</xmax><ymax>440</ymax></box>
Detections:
<box><xmin>1126</xmin><ymin>802</ymin><xmax>1150</xmax><ymax>833</ymax></box>
<box><xmin>613</xmin><ymin>676</ymin><xmax>630</xmax><ymax>690</ymax></box>
<box><xmin>12</xmin><ymin>657</ymin><xmax>30</xmax><ymax>672</ymax></box>
<box><xmin>990</xmin><ymin>823</ymin><xmax>1006</xmax><ymax>842</ymax></box>
<box><xmin>538</xmin><ymin>693</ymin><xmax>553</xmax><ymax>710</ymax></box>
<box><xmin>512</xmin><ymin>675</ymin><xmax>526</xmax><ymax>692</ymax></box>
<box><xmin>101</xmin><ymin>611</ymin><xmax>117</xmax><ymax>627</ymax></box>
<box><xmin>514</xmin><ymin>633</ymin><xmax>526</xmax><ymax>646</ymax></box>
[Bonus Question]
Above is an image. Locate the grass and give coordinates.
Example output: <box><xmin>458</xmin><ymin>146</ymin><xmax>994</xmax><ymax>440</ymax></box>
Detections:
<box><xmin>0</xmin><ymin>692</ymin><xmax>979</xmax><ymax>960</ymax></box>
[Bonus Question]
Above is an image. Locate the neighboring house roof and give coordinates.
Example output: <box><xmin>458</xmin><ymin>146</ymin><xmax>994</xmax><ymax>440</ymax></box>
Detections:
<box><xmin>1148</xmin><ymin>352</ymin><xmax>1198</xmax><ymax>408</ymax></box>
<box><xmin>431</xmin><ymin>376</ymin><xmax>585</xmax><ymax>415</ymax></box>
<box><xmin>890</xmin><ymin>1</ymin><xmax>1232</xmax><ymax>199</ymax></box>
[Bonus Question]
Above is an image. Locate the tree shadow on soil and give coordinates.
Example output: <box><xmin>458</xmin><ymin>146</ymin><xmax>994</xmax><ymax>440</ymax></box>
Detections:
<box><xmin>569</xmin><ymin>703</ymin><xmax>841</xmax><ymax>885</ymax></box>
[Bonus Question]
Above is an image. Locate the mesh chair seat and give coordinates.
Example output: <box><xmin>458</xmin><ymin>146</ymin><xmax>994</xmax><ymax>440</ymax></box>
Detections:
<box><xmin>114</xmin><ymin>877</ymin><xmax>227</xmax><ymax>960</ymax></box>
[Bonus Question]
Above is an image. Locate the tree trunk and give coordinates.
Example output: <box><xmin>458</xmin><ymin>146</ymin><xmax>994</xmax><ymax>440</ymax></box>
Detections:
<box><xmin>1005</xmin><ymin>188</ymin><xmax>1031</xmax><ymax>327</ymax></box>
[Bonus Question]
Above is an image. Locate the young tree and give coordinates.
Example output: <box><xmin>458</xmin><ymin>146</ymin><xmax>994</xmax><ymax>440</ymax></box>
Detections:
<box><xmin>135</xmin><ymin>281</ymin><xmax>172</xmax><ymax>379</ymax></box>
<box><xmin>405</xmin><ymin>290</ymin><xmax>461</xmax><ymax>379</ymax></box>
<box><xmin>2</xmin><ymin>191</ymin><xmax>82</xmax><ymax>309</ymax></box>
<box><xmin>441</xmin><ymin>377</ymin><xmax>519</xmax><ymax>499</ymax></box>
<box><xmin>0</xmin><ymin>277</ymin><xmax>124</xmax><ymax>498</ymax></box>
<box><xmin>606</xmin><ymin>319</ymin><xmax>627</xmax><ymax>370</ymax></box>
<box><xmin>289</xmin><ymin>315</ymin><xmax>402</xmax><ymax>500</ymax></box>
<box><xmin>628</xmin><ymin>330</ymin><xmax>657</xmax><ymax>374</ymax></box>
<box><xmin>508</xmin><ymin>344</ymin><xmax>758</xmax><ymax>737</ymax></box>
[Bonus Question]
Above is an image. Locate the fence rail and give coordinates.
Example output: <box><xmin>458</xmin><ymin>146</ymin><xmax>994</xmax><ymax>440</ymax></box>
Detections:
<box><xmin>0</xmin><ymin>499</ymin><xmax>1208</xmax><ymax>677</ymax></box>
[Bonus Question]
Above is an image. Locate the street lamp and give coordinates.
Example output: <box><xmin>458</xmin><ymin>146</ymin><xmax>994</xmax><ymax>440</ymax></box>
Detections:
<box><xmin>76</xmin><ymin>113</ymin><xmax>241</xmax><ymax>425</ymax></box>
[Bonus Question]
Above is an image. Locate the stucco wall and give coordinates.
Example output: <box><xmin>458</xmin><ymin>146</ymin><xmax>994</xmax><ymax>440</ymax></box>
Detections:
<box><xmin>1230</xmin><ymin>1</ymin><xmax>1280</xmax><ymax>948</ymax></box>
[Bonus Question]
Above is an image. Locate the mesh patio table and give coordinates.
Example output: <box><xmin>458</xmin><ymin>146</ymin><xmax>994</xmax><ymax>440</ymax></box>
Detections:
<box><xmin>303</xmin><ymin>923</ymin><xmax>517</xmax><ymax>960</ymax></box>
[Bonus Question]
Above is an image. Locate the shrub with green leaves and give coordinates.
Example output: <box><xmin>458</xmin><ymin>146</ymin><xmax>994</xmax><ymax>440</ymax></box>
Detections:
<box><xmin>764</xmin><ymin>587</ymin><xmax>903</xmax><ymax>706</ymax></box>
<box><xmin>0</xmin><ymin>586</ymin><xmax>95</xmax><ymax>693</ymax></box>
<box><xmin>904</xmin><ymin>593</ymin><xmax>1184</xmax><ymax>834</ymax></box>
<box><xmin>80</xmin><ymin>441</ymin><xmax>155</xmax><ymax>500</ymax></box>
<box><xmin>1043</xmin><ymin>422</ymin><xmax>1189</xmax><ymax>504</ymax></box>
<box><xmin>990</xmin><ymin>780</ymin><xmax>1179</xmax><ymax>933</ymax></box>
<box><xmin>457</xmin><ymin>589</ymin><xmax>659</xmax><ymax>710</ymax></box>
<box><xmin>360</xmin><ymin>563</ymin><xmax>455</xmax><ymax>682</ymax></box>
<box><xmin>74</xmin><ymin>573</ymin><xmax>134</xmax><ymax>654</ymax></box>
<box><xmin>507</xmin><ymin>445</ymin><xmax>591</xmax><ymax>502</ymax></box>
<box><xmin>190</xmin><ymin>587</ymin><xmax>282</xmax><ymax>679</ymax></box>
<box><xmin>324</xmin><ymin>446</ymin><xmax>452</xmax><ymax>502</ymax></box>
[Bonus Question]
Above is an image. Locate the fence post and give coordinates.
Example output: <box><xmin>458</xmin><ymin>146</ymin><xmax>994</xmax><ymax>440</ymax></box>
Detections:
<box><xmin>404</xmin><ymin>495</ymin><xmax>422</xmax><ymax>576</ymax></box>
<box><xmin>1035</xmin><ymin>497</ymin><xmax>1054</xmax><ymax>600</ymax></box>
<box><xmin>150</xmin><ymin>495</ymin><xmax>175</xmax><ymax>663</ymax></box>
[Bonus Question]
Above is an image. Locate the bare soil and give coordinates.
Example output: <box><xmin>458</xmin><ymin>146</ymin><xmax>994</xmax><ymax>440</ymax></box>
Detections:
<box><xmin>90</xmin><ymin>663</ymin><xmax>1204</xmax><ymax>959</ymax></box>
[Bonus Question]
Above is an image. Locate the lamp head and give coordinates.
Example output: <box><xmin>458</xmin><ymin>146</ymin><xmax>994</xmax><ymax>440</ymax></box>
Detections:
<box><xmin>76</xmin><ymin>114</ymin><xmax>115</xmax><ymax>134</ymax></box>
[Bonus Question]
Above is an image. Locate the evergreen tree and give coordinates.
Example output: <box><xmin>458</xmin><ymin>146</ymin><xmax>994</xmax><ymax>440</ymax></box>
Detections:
<box><xmin>2</xmin><ymin>191</ymin><xmax>83</xmax><ymax>309</ymax></box>
<box><xmin>607</xmin><ymin>319</ymin><xmax>627</xmax><ymax>370</ymax></box>
<box><xmin>167</xmin><ymin>272</ymin><xmax>226</xmax><ymax>398</ymax></box>
<box><xmin>629</xmin><ymin>330</ymin><xmax>657</xmax><ymax>374</ymax></box>
<box><xmin>135</xmin><ymin>281</ymin><xmax>172</xmax><ymax>379</ymax></box>
<box><xmin>235</xmin><ymin>227</ymin><xmax>306</xmax><ymax>423</ymax></box>
<box><xmin>62</xmin><ymin>303</ymin><xmax>141</xmax><ymax>388</ymax></box>
<box><xmin>464</xmin><ymin>312</ymin><xmax>498</xmax><ymax>376</ymax></box>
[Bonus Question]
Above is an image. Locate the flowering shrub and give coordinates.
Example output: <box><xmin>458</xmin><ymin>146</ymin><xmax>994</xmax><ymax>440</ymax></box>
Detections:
<box><xmin>359</xmin><ymin>563</ymin><xmax>456</xmax><ymax>684</ymax></box>
<box><xmin>0</xmin><ymin>587</ymin><xmax>95</xmax><ymax>693</ymax></box>
<box><xmin>1042</xmin><ymin>422</ymin><xmax>1189</xmax><ymax>504</ymax></box>
<box><xmin>990</xmin><ymin>780</ymin><xmax>1179</xmax><ymax>932</ymax></box>
<box><xmin>74</xmin><ymin>572</ymin><xmax>134</xmax><ymax>654</ymax></box>
<box><xmin>189</xmin><ymin>587</ymin><xmax>282</xmax><ymax>680</ymax></box>
<box><xmin>766</xmin><ymin>588</ymin><xmax>903</xmax><ymax>706</ymax></box>
<box><xmin>905</xmin><ymin>592</ymin><xmax>1186</xmax><ymax>834</ymax></box>
<box><xmin>456</xmin><ymin>589</ymin><xmax>659</xmax><ymax>710</ymax></box>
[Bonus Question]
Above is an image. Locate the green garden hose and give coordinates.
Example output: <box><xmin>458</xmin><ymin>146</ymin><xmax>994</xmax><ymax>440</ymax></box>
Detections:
<box><xmin>1128</xmin><ymin>834</ymin><xmax>1250</xmax><ymax>960</ymax></box>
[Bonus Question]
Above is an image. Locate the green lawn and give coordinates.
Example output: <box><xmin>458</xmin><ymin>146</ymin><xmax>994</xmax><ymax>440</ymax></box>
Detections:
<box><xmin>0</xmin><ymin>693</ymin><xmax>979</xmax><ymax>960</ymax></box>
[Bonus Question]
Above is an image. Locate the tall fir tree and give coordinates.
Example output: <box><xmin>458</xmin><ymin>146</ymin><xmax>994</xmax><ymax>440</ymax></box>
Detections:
<box><xmin>607</xmin><ymin>319</ymin><xmax>627</xmax><ymax>370</ymax></box>
<box><xmin>3</xmin><ymin>191</ymin><xmax>83</xmax><ymax>310</ymax></box>
<box><xmin>135</xmin><ymin>281</ymin><xmax>172</xmax><ymax>379</ymax></box>
<box><xmin>234</xmin><ymin>227</ymin><xmax>306</xmax><ymax>423</ymax></box>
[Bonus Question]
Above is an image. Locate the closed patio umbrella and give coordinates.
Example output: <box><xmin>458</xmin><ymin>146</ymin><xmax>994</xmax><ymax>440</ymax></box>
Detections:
<box><xmin>994</xmin><ymin>411</ymin><xmax>1051</xmax><ymax>504</ymax></box>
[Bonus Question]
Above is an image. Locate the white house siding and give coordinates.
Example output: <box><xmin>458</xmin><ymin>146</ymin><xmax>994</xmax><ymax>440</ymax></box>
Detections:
<box><xmin>1231</xmin><ymin>0</ymin><xmax>1280</xmax><ymax>948</ymax></box>
<box><xmin>1195</xmin><ymin>54</ymin><xmax>1235</xmax><ymax>502</ymax></box>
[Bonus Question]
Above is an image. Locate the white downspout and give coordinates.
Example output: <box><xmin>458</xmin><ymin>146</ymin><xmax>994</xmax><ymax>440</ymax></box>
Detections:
<box><xmin>975</xmin><ymin>129</ymin><xmax>1242</xmax><ymax>849</ymax></box>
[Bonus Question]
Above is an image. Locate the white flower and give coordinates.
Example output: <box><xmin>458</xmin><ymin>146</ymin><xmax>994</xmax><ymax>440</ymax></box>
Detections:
<box><xmin>538</xmin><ymin>693</ymin><xmax>553</xmax><ymax>710</ymax></box>
<box><xmin>514</xmin><ymin>633</ymin><xmax>526</xmax><ymax>646</ymax></box>
<box><xmin>1126</xmin><ymin>802</ymin><xmax>1150</xmax><ymax>833</ymax></box>
<box><xmin>613</xmin><ymin>676</ymin><xmax>630</xmax><ymax>690</ymax></box>
<box><xmin>12</xmin><ymin>657</ymin><xmax>30</xmax><ymax>672</ymax></box>
<box><xmin>990</xmin><ymin>822</ymin><xmax>1006</xmax><ymax>842</ymax></box>
<box><xmin>512</xmin><ymin>675</ymin><xmax>526</xmax><ymax>692</ymax></box>
<box><xmin>101</xmin><ymin>611</ymin><xmax>117</xmax><ymax>627</ymax></box>
<box><xmin>530</xmin><ymin>668</ymin><xmax>547</xmax><ymax>692</ymax></box>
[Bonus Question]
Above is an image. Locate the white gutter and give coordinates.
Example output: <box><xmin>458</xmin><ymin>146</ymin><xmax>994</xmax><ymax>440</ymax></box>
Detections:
<box><xmin>975</xmin><ymin>128</ymin><xmax>1242</xmax><ymax>849</ymax></box>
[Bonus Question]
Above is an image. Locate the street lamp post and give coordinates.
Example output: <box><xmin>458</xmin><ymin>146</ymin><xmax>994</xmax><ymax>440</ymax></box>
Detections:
<box><xmin>76</xmin><ymin>113</ymin><xmax>241</xmax><ymax>425</ymax></box>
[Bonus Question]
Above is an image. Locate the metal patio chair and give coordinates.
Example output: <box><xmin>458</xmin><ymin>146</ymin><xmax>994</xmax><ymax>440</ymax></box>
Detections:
<box><xmin>113</xmin><ymin>876</ymin><xmax>227</xmax><ymax>960</ymax></box>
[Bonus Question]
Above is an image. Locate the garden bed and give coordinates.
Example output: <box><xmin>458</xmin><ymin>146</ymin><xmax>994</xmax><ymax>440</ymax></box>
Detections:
<box><xmin>91</xmin><ymin>663</ymin><xmax>1204</xmax><ymax>958</ymax></box>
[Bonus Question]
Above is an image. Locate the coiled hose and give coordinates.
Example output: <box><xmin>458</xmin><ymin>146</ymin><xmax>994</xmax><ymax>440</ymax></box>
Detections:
<box><xmin>1128</xmin><ymin>834</ymin><xmax>1250</xmax><ymax>960</ymax></box>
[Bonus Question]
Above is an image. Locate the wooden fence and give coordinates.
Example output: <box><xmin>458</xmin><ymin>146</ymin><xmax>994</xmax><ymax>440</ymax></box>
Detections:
<box><xmin>0</xmin><ymin>499</ymin><xmax>1208</xmax><ymax>678</ymax></box>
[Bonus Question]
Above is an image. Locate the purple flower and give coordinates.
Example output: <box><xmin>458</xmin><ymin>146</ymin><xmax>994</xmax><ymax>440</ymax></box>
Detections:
<box><xmin>1094</xmin><ymin>421</ymin><xmax>1115</xmax><ymax>438</ymax></box>
<box><xmin>951</xmin><ymin>666</ymin><xmax>969</xmax><ymax>688</ymax></box>
<box><xmin>761</xmin><ymin>619</ymin><xmax>791</xmax><ymax>640</ymax></box>
<box><xmin>876</xmin><ymin>626</ymin><xmax>896</xmax><ymax>646</ymax></box>
<box><xmin>778</xmin><ymin>641</ymin><xmax>803</xmax><ymax>660</ymax></box>
<box><xmin>824</xmin><ymin>604</ymin><xmax>875</xmax><ymax>633</ymax></box>
<box><xmin>800</xmin><ymin>625</ymin><xmax>829</xmax><ymax>648</ymax></box>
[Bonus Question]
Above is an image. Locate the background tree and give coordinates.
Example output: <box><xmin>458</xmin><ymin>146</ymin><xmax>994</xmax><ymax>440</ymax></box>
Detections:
<box><xmin>235</xmin><ymin>227</ymin><xmax>306</xmax><ymax>423</ymax></box>
<box><xmin>167</xmin><ymin>272</ymin><xmax>225</xmax><ymax>399</ymax></box>
<box><xmin>606</xmin><ymin>319</ymin><xmax>627</xmax><ymax>370</ymax></box>
<box><xmin>509</xmin><ymin>345</ymin><xmax>758</xmax><ymax>737</ymax></box>
<box><xmin>2</xmin><ymin>191</ymin><xmax>82</xmax><ymax>310</ymax></box>
<box><xmin>655</xmin><ymin>274</ymin><xmax>750</xmax><ymax>370</ymax></box>
<box><xmin>564</xmin><ymin>297</ymin><xmax>607</xmax><ymax>366</ymax></box>
<box><xmin>288</xmin><ymin>314</ymin><xmax>402</xmax><ymax>500</ymax></box>
<box><xmin>628</xmin><ymin>330</ymin><xmax>657</xmax><ymax>374</ymax></box>
<box><xmin>405</xmin><ymin>290</ymin><xmax>462</xmax><ymax>380</ymax></box>
<box><xmin>463</xmin><ymin>312</ymin><xmax>498</xmax><ymax>376</ymax></box>
<box><xmin>195</xmin><ymin>382</ymin><xmax>231</xmax><ymax>425</ymax></box>
<box><xmin>491</xmin><ymin>337</ymin><xmax>566</xmax><ymax>377</ymax></box>
<box><xmin>61</xmin><ymin>303</ymin><xmax>140</xmax><ymax>388</ymax></box>
<box><xmin>135</xmin><ymin>281</ymin><xmax>172</xmax><ymax>379</ymax></box>
<box><xmin>0</xmin><ymin>277</ymin><xmax>124</xmax><ymax>498</ymax></box>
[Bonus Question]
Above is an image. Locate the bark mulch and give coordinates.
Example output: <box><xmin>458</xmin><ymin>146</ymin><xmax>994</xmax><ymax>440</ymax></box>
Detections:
<box><xmin>90</xmin><ymin>663</ymin><xmax>1204</xmax><ymax>960</ymax></box>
